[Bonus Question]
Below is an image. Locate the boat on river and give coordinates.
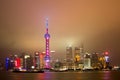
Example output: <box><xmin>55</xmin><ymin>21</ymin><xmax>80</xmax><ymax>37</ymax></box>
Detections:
<box><xmin>12</xmin><ymin>69</ymin><xmax>44</xmax><ymax>73</ymax></box>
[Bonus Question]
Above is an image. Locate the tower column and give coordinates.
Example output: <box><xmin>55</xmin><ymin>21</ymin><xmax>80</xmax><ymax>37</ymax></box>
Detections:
<box><xmin>44</xmin><ymin>18</ymin><xmax>51</xmax><ymax>69</ymax></box>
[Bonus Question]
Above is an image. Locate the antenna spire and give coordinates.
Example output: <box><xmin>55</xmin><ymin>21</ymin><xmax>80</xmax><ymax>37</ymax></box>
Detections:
<box><xmin>46</xmin><ymin>18</ymin><xmax>48</xmax><ymax>28</ymax></box>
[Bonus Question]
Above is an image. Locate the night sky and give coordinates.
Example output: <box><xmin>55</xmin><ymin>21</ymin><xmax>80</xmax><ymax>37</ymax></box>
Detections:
<box><xmin>0</xmin><ymin>0</ymin><xmax>120</xmax><ymax>65</ymax></box>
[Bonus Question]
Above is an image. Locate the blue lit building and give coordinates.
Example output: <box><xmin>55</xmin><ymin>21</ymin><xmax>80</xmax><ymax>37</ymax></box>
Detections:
<box><xmin>5</xmin><ymin>58</ymin><xmax>10</xmax><ymax>71</ymax></box>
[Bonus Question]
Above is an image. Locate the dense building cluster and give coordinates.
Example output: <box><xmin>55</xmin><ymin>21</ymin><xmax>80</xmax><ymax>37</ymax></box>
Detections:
<box><xmin>65</xmin><ymin>46</ymin><xmax>111</xmax><ymax>70</ymax></box>
<box><xmin>5</xmin><ymin>48</ymin><xmax>111</xmax><ymax>71</ymax></box>
<box><xmin>5</xmin><ymin>52</ymin><xmax>45</xmax><ymax>71</ymax></box>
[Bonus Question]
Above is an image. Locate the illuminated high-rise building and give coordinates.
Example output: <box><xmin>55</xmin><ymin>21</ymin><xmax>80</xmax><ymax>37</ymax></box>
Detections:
<box><xmin>74</xmin><ymin>44</ymin><xmax>84</xmax><ymax>69</ymax></box>
<box><xmin>44</xmin><ymin>18</ymin><xmax>51</xmax><ymax>69</ymax></box>
<box><xmin>66</xmin><ymin>46</ymin><xmax>73</xmax><ymax>62</ymax></box>
<box><xmin>98</xmin><ymin>52</ymin><xmax>110</xmax><ymax>69</ymax></box>
<box><xmin>24</xmin><ymin>54</ymin><xmax>33</xmax><ymax>70</ymax></box>
<box><xmin>80</xmin><ymin>43</ymin><xmax>84</xmax><ymax>63</ymax></box>
<box><xmin>74</xmin><ymin>47</ymin><xmax>80</xmax><ymax>62</ymax></box>
<box><xmin>91</xmin><ymin>53</ymin><xmax>99</xmax><ymax>68</ymax></box>
<box><xmin>40</xmin><ymin>52</ymin><xmax>45</xmax><ymax>69</ymax></box>
<box><xmin>66</xmin><ymin>46</ymin><xmax>73</xmax><ymax>69</ymax></box>
<box><xmin>5</xmin><ymin>58</ymin><xmax>10</xmax><ymax>71</ymax></box>
<box><xmin>34</xmin><ymin>52</ymin><xmax>40</xmax><ymax>69</ymax></box>
<box><xmin>104</xmin><ymin>51</ymin><xmax>110</xmax><ymax>68</ymax></box>
<box><xmin>14</xmin><ymin>57</ymin><xmax>21</xmax><ymax>69</ymax></box>
<box><xmin>83</xmin><ymin>53</ymin><xmax>92</xmax><ymax>69</ymax></box>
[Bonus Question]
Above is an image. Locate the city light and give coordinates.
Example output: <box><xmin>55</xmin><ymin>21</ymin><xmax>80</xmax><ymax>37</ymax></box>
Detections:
<box><xmin>105</xmin><ymin>51</ymin><xmax>109</xmax><ymax>55</ymax></box>
<box><xmin>105</xmin><ymin>56</ymin><xmax>109</xmax><ymax>62</ymax></box>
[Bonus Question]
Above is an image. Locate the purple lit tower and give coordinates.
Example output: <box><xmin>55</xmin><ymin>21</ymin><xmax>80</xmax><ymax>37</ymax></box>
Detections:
<box><xmin>44</xmin><ymin>18</ymin><xmax>51</xmax><ymax>69</ymax></box>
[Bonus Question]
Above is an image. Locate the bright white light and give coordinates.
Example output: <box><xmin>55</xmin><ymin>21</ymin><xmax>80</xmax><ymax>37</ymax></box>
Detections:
<box><xmin>69</xmin><ymin>44</ymin><xmax>72</xmax><ymax>47</ymax></box>
<box><xmin>51</xmin><ymin>51</ymin><xmax>55</xmax><ymax>53</ymax></box>
<box><xmin>24</xmin><ymin>55</ymin><xmax>30</xmax><ymax>59</ymax></box>
<box><xmin>46</xmin><ymin>60</ymin><xmax>50</xmax><ymax>62</ymax></box>
<box><xmin>31</xmin><ymin>66</ymin><xmax>35</xmax><ymax>69</ymax></box>
<box><xmin>42</xmin><ymin>52</ymin><xmax>45</xmax><ymax>53</ymax></box>
<box><xmin>105</xmin><ymin>56</ymin><xmax>109</xmax><ymax>62</ymax></box>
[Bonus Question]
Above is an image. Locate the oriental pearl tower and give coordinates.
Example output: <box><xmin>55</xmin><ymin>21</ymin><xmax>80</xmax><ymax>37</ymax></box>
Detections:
<box><xmin>44</xmin><ymin>18</ymin><xmax>51</xmax><ymax>69</ymax></box>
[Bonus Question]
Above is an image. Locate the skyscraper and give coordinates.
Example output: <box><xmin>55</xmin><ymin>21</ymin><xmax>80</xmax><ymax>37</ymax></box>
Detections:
<box><xmin>66</xmin><ymin>46</ymin><xmax>73</xmax><ymax>69</ymax></box>
<box><xmin>80</xmin><ymin>43</ymin><xmax>84</xmax><ymax>63</ymax></box>
<box><xmin>34</xmin><ymin>52</ymin><xmax>40</xmax><ymax>69</ymax></box>
<box><xmin>91</xmin><ymin>53</ymin><xmax>99</xmax><ymax>68</ymax></box>
<box><xmin>104</xmin><ymin>51</ymin><xmax>110</xmax><ymax>69</ymax></box>
<box><xmin>83</xmin><ymin>53</ymin><xmax>92</xmax><ymax>69</ymax></box>
<box><xmin>66</xmin><ymin>46</ymin><xmax>73</xmax><ymax>62</ymax></box>
<box><xmin>44</xmin><ymin>18</ymin><xmax>51</xmax><ymax>69</ymax></box>
<box><xmin>40</xmin><ymin>52</ymin><xmax>45</xmax><ymax>69</ymax></box>
<box><xmin>74</xmin><ymin>44</ymin><xmax>84</xmax><ymax>69</ymax></box>
<box><xmin>74</xmin><ymin>47</ymin><xmax>80</xmax><ymax>62</ymax></box>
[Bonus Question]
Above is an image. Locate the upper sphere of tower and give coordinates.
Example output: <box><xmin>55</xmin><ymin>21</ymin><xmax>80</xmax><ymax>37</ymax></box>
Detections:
<box><xmin>44</xmin><ymin>33</ymin><xmax>50</xmax><ymax>38</ymax></box>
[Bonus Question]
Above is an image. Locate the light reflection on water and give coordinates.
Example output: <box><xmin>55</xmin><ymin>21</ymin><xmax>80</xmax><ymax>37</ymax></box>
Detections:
<box><xmin>102</xmin><ymin>71</ymin><xmax>111</xmax><ymax>80</ymax></box>
<box><xmin>1</xmin><ymin>71</ymin><xmax>120</xmax><ymax>80</ymax></box>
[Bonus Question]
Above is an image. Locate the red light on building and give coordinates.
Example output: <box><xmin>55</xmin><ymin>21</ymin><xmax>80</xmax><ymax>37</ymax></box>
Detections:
<box><xmin>15</xmin><ymin>58</ymin><xmax>21</xmax><ymax>68</ymax></box>
<box><xmin>40</xmin><ymin>53</ymin><xmax>43</xmax><ymax>59</ymax></box>
<box><xmin>105</xmin><ymin>51</ymin><xmax>109</xmax><ymax>55</ymax></box>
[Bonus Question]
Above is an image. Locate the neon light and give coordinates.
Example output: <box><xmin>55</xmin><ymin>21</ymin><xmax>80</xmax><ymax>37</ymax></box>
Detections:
<box><xmin>15</xmin><ymin>60</ymin><xmax>17</xmax><ymax>67</ymax></box>
<box><xmin>5</xmin><ymin>58</ymin><xmax>10</xmax><ymax>70</ymax></box>
<box><xmin>105</xmin><ymin>56</ymin><xmax>109</xmax><ymax>62</ymax></box>
<box><xmin>15</xmin><ymin>58</ymin><xmax>21</xmax><ymax>68</ymax></box>
<box><xmin>105</xmin><ymin>51</ymin><xmax>109</xmax><ymax>55</ymax></box>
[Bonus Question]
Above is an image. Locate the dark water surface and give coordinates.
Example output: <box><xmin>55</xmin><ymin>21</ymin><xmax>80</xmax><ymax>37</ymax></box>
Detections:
<box><xmin>0</xmin><ymin>71</ymin><xmax>120</xmax><ymax>80</ymax></box>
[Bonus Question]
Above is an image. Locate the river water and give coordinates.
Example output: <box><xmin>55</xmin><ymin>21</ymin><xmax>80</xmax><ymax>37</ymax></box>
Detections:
<box><xmin>0</xmin><ymin>71</ymin><xmax>120</xmax><ymax>80</ymax></box>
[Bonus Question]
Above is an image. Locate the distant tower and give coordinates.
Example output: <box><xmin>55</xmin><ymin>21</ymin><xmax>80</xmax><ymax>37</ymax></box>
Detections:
<box><xmin>66</xmin><ymin>45</ymin><xmax>73</xmax><ymax>69</ymax></box>
<box><xmin>80</xmin><ymin>43</ymin><xmax>84</xmax><ymax>63</ymax></box>
<box><xmin>44</xmin><ymin>18</ymin><xmax>51</xmax><ymax>69</ymax></box>
<box><xmin>66</xmin><ymin>46</ymin><xmax>73</xmax><ymax>62</ymax></box>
